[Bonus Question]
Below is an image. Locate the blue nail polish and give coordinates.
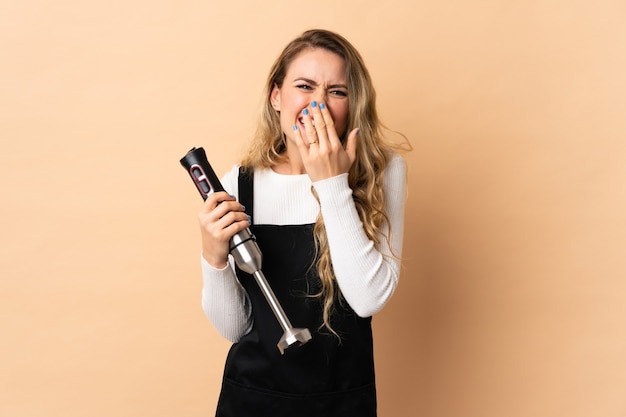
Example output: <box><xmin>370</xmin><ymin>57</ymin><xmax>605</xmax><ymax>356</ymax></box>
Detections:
<box><xmin>303</xmin><ymin>109</ymin><xmax>309</xmax><ymax>116</ymax></box>
<box><xmin>319</xmin><ymin>103</ymin><xmax>325</xmax><ymax>110</ymax></box>
<box><xmin>293</xmin><ymin>125</ymin><xmax>298</xmax><ymax>130</ymax></box>
<box><xmin>241</xmin><ymin>204</ymin><xmax>246</xmax><ymax>211</ymax></box>
<box><xmin>247</xmin><ymin>215</ymin><xmax>252</xmax><ymax>224</ymax></box>
<box><xmin>357</xmin><ymin>128</ymin><xmax>361</xmax><ymax>135</ymax></box>
<box><xmin>311</xmin><ymin>101</ymin><xmax>317</xmax><ymax>108</ymax></box>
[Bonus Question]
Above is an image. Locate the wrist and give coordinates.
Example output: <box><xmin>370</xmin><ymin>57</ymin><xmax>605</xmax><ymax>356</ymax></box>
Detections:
<box><xmin>202</xmin><ymin>250</ymin><xmax>229</xmax><ymax>270</ymax></box>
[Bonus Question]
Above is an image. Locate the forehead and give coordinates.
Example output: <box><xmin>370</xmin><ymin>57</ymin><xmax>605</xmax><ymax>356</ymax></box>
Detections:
<box><xmin>285</xmin><ymin>48</ymin><xmax>346</xmax><ymax>82</ymax></box>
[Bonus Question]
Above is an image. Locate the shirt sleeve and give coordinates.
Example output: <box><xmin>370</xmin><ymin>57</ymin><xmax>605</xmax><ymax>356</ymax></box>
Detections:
<box><xmin>312</xmin><ymin>154</ymin><xmax>407</xmax><ymax>317</ymax></box>
<box><xmin>200</xmin><ymin>165</ymin><xmax>253</xmax><ymax>342</ymax></box>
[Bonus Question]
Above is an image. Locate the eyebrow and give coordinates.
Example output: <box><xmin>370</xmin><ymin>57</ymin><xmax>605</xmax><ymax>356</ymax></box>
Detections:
<box><xmin>294</xmin><ymin>77</ymin><xmax>348</xmax><ymax>89</ymax></box>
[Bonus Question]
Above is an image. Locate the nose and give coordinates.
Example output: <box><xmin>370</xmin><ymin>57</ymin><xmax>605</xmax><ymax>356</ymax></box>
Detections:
<box><xmin>312</xmin><ymin>90</ymin><xmax>326</xmax><ymax>105</ymax></box>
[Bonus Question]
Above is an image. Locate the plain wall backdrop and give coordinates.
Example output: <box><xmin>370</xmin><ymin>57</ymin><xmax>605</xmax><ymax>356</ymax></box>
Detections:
<box><xmin>1</xmin><ymin>1</ymin><xmax>625</xmax><ymax>416</ymax></box>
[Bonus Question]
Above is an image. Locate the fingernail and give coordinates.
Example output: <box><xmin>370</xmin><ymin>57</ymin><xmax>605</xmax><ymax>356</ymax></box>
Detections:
<box><xmin>311</xmin><ymin>101</ymin><xmax>317</xmax><ymax>108</ymax></box>
<box><xmin>247</xmin><ymin>215</ymin><xmax>252</xmax><ymax>224</ymax></box>
<box><xmin>229</xmin><ymin>194</ymin><xmax>236</xmax><ymax>198</ymax></box>
<box><xmin>292</xmin><ymin>125</ymin><xmax>298</xmax><ymax>130</ymax></box>
<box><xmin>357</xmin><ymin>128</ymin><xmax>361</xmax><ymax>135</ymax></box>
<box><xmin>303</xmin><ymin>109</ymin><xmax>309</xmax><ymax>116</ymax></box>
<box><xmin>241</xmin><ymin>204</ymin><xmax>246</xmax><ymax>211</ymax></box>
<box><xmin>319</xmin><ymin>103</ymin><xmax>325</xmax><ymax>110</ymax></box>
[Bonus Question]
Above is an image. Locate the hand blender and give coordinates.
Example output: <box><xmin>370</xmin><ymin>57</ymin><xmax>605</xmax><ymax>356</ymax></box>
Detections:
<box><xmin>180</xmin><ymin>147</ymin><xmax>312</xmax><ymax>354</ymax></box>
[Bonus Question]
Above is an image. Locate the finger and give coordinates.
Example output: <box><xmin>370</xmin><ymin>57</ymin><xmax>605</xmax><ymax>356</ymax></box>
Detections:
<box><xmin>344</xmin><ymin>128</ymin><xmax>360</xmax><ymax>164</ymax></box>
<box><xmin>200</xmin><ymin>191</ymin><xmax>235</xmax><ymax>213</ymax></box>
<box><xmin>317</xmin><ymin>102</ymin><xmax>339</xmax><ymax>146</ymax></box>
<box><xmin>214</xmin><ymin>210</ymin><xmax>250</xmax><ymax>232</ymax></box>
<box><xmin>292</xmin><ymin>124</ymin><xmax>312</xmax><ymax>154</ymax></box>
<box><xmin>301</xmin><ymin>108</ymin><xmax>320</xmax><ymax>147</ymax></box>
<box><xmin>200</xmin><ymin>194</ymin><xmax>246</xmax><ymax>226</ymax></box>
<box><xmin>309</xmin><ymin>101</ymin><xmax>330</xmax><ymax>146</ymax></box>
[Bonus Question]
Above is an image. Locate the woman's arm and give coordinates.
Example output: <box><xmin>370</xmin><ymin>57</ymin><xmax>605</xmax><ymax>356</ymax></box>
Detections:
<box><xmin>199</xmin><ymin>165</ymin><xmax>253</xmax><ymax>342</ymax></box>
<box><xmin>312</xmin><ymin>154</ymin><xmax>407</xmax><ymax>317</ymax></box>
<box><xmin>201</xmin><ymin>258</ymin><xmax>253</xmax><ymax>342</ymax></box>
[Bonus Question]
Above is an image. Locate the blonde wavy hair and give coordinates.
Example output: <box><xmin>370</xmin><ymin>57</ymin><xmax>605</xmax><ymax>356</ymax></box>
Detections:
<box><xmin>241</xmin><ymin>29</ymin><xmax>407</xmax><ymax>335</ymax></box>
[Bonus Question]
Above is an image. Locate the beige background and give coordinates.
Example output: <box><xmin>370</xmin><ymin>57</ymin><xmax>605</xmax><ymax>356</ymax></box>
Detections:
<box><xmin>1</xmin><ymin>1</ymin><xmax>625</xmax><ymax>416</ymax></box>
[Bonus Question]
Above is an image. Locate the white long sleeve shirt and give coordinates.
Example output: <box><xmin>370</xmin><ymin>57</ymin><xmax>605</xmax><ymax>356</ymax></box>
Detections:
<box><xmin>201</xmin><ymin>153</ymin><xmax>407</xmax><ymax>342</ymax></box>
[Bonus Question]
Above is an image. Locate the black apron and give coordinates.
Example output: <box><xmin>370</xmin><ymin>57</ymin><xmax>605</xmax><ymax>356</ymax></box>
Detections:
<box><xmin>214</xmin><ymin>169</ymin><xmax>377</xmax><ymax>417</ymax></box>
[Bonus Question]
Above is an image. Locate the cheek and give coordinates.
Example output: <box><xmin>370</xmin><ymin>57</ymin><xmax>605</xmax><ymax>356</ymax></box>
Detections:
<box><xmin>281</xmin><ymin>91</ymin><xmax>309</xmax><ymax>119</ymax></box>
<box><xmin>328</xmin><ymin>103</ymin><xmax>349</xmax><ymax>131</ymax></box>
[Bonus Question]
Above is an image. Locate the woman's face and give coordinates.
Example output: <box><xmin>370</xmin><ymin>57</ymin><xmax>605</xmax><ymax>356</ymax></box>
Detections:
<box><xmin>271</xmin><ymin>48</ymin><xmax>349</xmax><ymax>145</ymax></box>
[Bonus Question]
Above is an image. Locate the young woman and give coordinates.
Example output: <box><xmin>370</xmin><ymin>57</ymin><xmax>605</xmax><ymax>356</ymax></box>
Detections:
<box><xmin>197</xmin><ymin>29</ymin><xmax>408</xmax><ymax>417</ymax></box>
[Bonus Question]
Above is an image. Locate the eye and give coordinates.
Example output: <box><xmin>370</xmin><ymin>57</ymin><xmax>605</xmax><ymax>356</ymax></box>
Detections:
<box><xmin>330</xmin><ymin>89</ymin><xmax>348</xmax><ymax>97</ymax></box>
<box><xmin>296</xmin><ymin>84</ymin><xmax>313</xmax><ymax>90</ymax></box>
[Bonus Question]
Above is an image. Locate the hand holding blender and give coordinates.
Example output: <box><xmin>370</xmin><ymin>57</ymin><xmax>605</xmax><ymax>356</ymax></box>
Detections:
<box><xmin>180</xmin><ymin>147</ymin><xmax>312</xmax><ymax>354</ymax></box>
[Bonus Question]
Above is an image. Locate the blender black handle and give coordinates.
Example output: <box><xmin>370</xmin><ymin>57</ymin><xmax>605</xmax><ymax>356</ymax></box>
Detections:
<box><xmin>179</xmin><ymin>147</ymin><xmax>225</xmax><ymax>200</ymax></box>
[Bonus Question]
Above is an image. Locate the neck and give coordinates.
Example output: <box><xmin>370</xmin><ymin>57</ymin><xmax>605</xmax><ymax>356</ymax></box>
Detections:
<box><xmin>273</xmin><ymin>145</ymin><xmax>306</xmax><ymax>175</ymax></box>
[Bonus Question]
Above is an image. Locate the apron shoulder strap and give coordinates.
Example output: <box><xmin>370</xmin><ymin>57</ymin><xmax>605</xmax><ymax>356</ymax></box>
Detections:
<box><xmin>238</xmin><ymin>167</ymin><xmax>254</xmax><ymax>224</ymax></box>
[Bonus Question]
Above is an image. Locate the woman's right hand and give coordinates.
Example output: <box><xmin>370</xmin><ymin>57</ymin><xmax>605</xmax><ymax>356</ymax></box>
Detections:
<box><xmin>198</xmin><ymin>191</ymin><xmax>250</xmax><ymax>269</ymax></box>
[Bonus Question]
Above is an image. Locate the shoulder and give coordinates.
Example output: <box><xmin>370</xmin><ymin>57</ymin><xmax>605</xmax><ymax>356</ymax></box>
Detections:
<box><xmin>388</xmin><ymin>152</ymin><xmax>406</xmax><ymax>169</ymax></box>
<box><xmin>221</xmin><ymin>164</ymin><xmax>243</xmax><ymax>184</ymax></box>
<box><xmin>384</xmin><ymin>152</ymin><xmax>407</xmax><ymax>180</ymax></box>
<box><xmin>220</xmin><ymin>164</ymin><xmax>243</xmax><ymax>196</ymax></box>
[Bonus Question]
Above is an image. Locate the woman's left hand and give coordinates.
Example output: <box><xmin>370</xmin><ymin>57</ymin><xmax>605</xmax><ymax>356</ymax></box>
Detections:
<box><xmin>293</xmin><ymin>102</ymin><xmax>359</xmax><ymax>182</ymax></box>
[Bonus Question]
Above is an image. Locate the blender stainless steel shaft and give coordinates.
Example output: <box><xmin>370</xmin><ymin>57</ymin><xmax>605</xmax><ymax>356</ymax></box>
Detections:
<box><xmin>180</xmin><ymin>147</ymin><xmax>312</xmax><ymax>354</ymax></box>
